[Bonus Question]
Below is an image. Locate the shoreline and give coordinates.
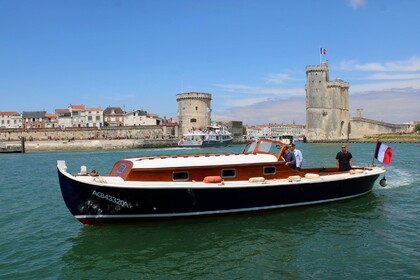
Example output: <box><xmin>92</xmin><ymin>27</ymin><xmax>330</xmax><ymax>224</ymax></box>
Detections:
<box><xmin>12</xmin><ymin>137</ymin><xmax>418</xmax><ymax>152</ymax></box>
<box><xmin>1</xmin><ymin>135</ymin><xmax>419</xmax><ymax>152</ymax></box>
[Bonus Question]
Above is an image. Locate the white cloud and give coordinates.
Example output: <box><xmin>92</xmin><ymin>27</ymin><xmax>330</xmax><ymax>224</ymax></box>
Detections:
<box><xmin>349</xmin><ymin>90</ymin><xmax>420</xmax><ymax>122</ymax></box>
<box><xmin>211</xmin><ymin>56</ymin><xmax>420</xmax><ymax>125</ymax></box>
<box><xmin>214</xmin><ymin>83</ymin><xmax>304</xmax><ymax>97</ymax></box>
<box><xmin>264</xmin><ymin>73</ymin><xmax>293</xmax><ymax>85</ymax></box>
<box><xmin>350</xmin><ymin>79</ymin><xmax>420</xmax><ymax>94</ymax></box>
<box><xmin>214</xmin><ymin>89</ymin><xmax>420</xmax><ymax>125</ymax></box>
<box><xmin>339</xmin><ymin>57</ymin><xmax>420</xmax><ymax>72</ymax></box>
<box><xmin>213</xmin><ymin>97</ymin><xmax>306</xmax><ymax>125</ymax></box>
<box><xmin>225</xmin><ymin>97</ymin><xmax>272</xmax><ymax>107</ymax></box>
<box><xmin>336</xmin><ymin>57</ymin><xmax>420</xmax><ymax>95</ymax></box>
<box><xmin>364</xmin><ymin>73</ymin><xmax>420</xmax><ymax>80</ymax></box>
<box><xmin>347</xmin><ymin>0</ymin><xmax>366</xmax><ymax>10</ymax></box>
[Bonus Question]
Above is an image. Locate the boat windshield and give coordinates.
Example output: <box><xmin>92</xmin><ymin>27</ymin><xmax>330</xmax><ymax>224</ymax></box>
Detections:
<box><xmin>243</xmin><ymin>139</ymin><xmax>282</xmax><ymax>156</ymax></box>
<box><xmin>244</xmin><ymin>140</ymin><xmax>257</xmax><ymax>153</ymax></box>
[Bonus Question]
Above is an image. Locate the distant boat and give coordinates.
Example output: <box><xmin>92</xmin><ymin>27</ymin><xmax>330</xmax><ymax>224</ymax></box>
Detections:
<box><xmin>57</xmin><ymin>137</ymin><xmax>386</xmax><ymax>225</ymax></box>
<box><xmin>276</xmin><ymin>134</ymin><xmax>294</xmax><ymax>145</ymax></box>
<box><xmin>178</xmin><ymin>125</ymin><xmax>233</xmax><ymax>147</ymax></box>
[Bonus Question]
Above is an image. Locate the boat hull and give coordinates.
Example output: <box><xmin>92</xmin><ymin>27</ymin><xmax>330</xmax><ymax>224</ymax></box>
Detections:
<box><xmin>58</xmin><ymin>167</ymin><xmax>381</xmax><ymax>225</ymax></box>
<box><xmin>178</xmin><ymin>139</ymin><xmax>233</xmax><ymax>147</ymax></box>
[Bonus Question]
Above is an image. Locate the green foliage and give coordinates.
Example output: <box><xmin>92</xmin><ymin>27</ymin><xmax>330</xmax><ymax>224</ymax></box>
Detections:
<box><xmin>415</xmin><ymin>123</ymin><xmax>420</xmax><ymax>132</ymax></box>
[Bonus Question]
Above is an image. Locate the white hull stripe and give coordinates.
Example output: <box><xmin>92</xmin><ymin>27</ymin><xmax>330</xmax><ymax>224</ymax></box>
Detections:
<box><xmin>75</xmin><ymin>189</ymin><xmax>372</xmax><ymax>220</ymax></box>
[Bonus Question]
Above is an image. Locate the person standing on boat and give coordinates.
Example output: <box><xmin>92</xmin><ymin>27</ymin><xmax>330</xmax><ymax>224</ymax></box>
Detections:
<box><xmin>283</xmin><ymin>145</ymin><xmax>296</xmax><ymax>169</ymax></box>
<box><xmin>336</xmin><ymin>144</ymin><xmax>353</xmax><ymax>171</ymax></box>
<box><xmin>290</xmin><ymin>143</ymin><xmax>303</xmax><ymax>171</ymax></box>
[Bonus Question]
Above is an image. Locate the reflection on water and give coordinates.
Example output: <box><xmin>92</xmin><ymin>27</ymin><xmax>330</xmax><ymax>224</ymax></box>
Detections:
<box><xmin>61</xmin><ymin>194</ymin><xmax>385</xmax><ymax>279</ymax></box>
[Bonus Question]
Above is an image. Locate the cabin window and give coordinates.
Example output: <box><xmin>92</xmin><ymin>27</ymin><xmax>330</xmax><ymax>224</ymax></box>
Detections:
<box><xmin>264</xmin><ymin>166</ymin><xmax>276</xmax><ymax>175</ymax></box>
<box><xmin>244</xmin><ymin>141</ymin><xmax>257</xmax><ymax>153</ymax></box>
<box><xmin>117</xmin><ymin>164</ymin><xmax>126</xmax><ymax>175</ymax></box>
<box><xmin>173</xmin><ymin>171</ymin><xmax>189</xmax><ymax>181</ymax></box>
<box><xmin>221</xmin><ymin>169</ymin><xmax>236</xmax><ymax>178</ymax></box>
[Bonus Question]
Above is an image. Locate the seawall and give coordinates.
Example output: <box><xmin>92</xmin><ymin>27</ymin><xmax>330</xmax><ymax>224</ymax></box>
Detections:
<box><xmin>23</xmin><ymin>139</ymin><xmax>179</xmax><ymax>152</ymax></box>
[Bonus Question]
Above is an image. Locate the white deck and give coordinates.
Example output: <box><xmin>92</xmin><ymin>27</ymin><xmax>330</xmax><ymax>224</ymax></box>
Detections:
<box><xmin>126</xmin><ymin>153</ymin><xmax>279</xmax><ymax>169</ymax></box>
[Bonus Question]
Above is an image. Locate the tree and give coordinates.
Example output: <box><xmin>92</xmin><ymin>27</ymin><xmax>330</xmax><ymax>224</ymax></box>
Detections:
<box><xmin>415</xmin><ymin>123</ymin><xmax>420</xmax><ymax>132</ymax></box>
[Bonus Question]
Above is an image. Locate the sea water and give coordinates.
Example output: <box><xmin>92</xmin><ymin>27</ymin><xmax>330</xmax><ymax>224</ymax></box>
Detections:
<box><xmin>0</xmin><ymin>143</ymin><xmax>419</xmax><ymax>279</ymax></box>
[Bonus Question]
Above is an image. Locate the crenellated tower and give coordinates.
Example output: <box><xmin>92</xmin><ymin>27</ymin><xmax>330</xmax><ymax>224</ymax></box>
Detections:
<box><xmin>305</xmin><ymin>61</ymin><xmax>350</xmax><ymax>142</ymax></box>
<box><xmin>176</xmin><ymin>92</ymin><xmax>212</xmax><ymax>136</ymax></box>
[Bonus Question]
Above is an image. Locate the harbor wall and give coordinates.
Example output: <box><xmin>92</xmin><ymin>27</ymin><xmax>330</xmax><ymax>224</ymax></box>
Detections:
<box><xmin>349</xmin><ymin>118</ymin><xmax>412</xmax><ymax>139</ymax></box>
<box><xmin>0</xmin><ymin>126</ymin><xmax>172</xmax><ymax>142</ymax></box>
<box><xmin>22</xmin><ymin>139</ymin><xmax>179</xmax><ymax>151</ymax></box>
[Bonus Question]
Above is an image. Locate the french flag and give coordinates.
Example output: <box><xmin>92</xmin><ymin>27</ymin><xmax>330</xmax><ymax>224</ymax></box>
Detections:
<box><xmin>320</xmin><ymin>48</ymin><xmax>326</xmax><ymax>55</ymax></box>
<box><xmin>374</xmin><ymin>141</ymin><xmax>393</xmax><ymax>164</ymax></box>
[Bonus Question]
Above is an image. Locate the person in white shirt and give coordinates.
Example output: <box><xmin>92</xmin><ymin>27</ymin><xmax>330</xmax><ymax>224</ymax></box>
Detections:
<box><xmin>290</xmin><ymin>143</ymin><xmax>303</xmax><ymax>171</ymax></box>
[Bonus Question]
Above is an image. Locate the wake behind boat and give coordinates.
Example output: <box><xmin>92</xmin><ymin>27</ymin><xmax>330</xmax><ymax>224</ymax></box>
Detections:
<box><xmin>178</xmin><ymin>125</ymin><xmax>233</xmax><ymax>147</ymax></box>
<box><xmin>57</xmin><ymin>138</ymin><xmax>386</xmax><ymax>225</ymax></box>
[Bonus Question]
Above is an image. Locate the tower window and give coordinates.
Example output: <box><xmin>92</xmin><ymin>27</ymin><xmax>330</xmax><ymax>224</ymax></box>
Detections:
<box><xmin>191</xmin><ymin>118</ymin><xmax>197</xmax><ymax>123</ymax></box>
<box><xmin>196</xmin><ymin>106</ymin><xmax>198</xmax><ymax>110</ymax></box>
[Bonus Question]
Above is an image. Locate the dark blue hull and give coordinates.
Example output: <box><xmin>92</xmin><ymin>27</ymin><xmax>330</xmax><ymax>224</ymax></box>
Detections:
<box><xmin>58</xmin><ymin>168</ymin><xmax>381</xmax><ymax>225</ymax></box>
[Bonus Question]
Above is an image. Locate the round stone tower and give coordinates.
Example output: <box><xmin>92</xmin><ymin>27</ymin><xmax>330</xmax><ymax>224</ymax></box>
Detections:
<box><xmin>305</xmin><ymin>61</ymin><xmax>350</xmax><ymax>142</ymax></box>
<box><xmin>176</xmin><ymin>92</ymin><xmax>212</xmax><ymax>136</ymax></box>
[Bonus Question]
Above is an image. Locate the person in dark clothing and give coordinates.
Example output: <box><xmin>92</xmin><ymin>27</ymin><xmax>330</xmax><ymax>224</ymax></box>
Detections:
<box><xmin>283</xmin><ymin>145</ymin><xmax>296</xmax><ymax>169</ymax></box>
<box><xmin>336</xmin><ymin>144</ymin><xmax>352</xmax><ymax>171</ymax></box>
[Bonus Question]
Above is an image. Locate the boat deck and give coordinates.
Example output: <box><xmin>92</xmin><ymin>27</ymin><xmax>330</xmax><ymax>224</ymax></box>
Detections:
<box><xmin>67</xmin><ymin>166</ymin><xmax>385</xmax><ymax>189</ymax></box>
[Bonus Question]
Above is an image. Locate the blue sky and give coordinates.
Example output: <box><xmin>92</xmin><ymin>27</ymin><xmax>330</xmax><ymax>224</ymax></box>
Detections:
<box><xmin>1</xmin><ymin>0</ymin><xmax>419</xmax><ymax>125</ymax></box>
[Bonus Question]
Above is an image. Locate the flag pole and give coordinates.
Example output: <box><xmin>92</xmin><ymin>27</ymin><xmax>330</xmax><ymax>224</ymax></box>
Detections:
<box><xmin>372</xmin><ymin>139</ymin><xmax>379</xmax><ymax>166</ymax></box>
<box><xmin>319</xmin><ymin>48</ymin><xmax>322</xmax><ymax>64</ymax></box>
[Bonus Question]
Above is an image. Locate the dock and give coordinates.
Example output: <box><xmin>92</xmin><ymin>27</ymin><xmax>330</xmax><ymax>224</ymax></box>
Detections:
<box><xmin>0</xmin><ymin>138</ymin><xmax>25</xmax><ymax>153</ymax></box>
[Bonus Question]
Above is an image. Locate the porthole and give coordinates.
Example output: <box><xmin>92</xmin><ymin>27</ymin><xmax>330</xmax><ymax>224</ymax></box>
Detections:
<box><xmin>221</xmin><ymin>169</ymin><xmax>236</xmax><ymax>178</ymax></box>
<box><xmin>173</xmin><ymin>171</ymin><xmax>189</xmax><ymax>181</ymax></box>
<box><xmin>264</xmin><ymin>166</ymin><xmax>276</xmax><ymax>175</ymax></box>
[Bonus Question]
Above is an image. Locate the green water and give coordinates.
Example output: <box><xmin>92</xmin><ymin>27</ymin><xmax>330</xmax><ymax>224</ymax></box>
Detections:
<box><xmin>0</xmin><ymin>143</ymin><xmax>419</xmax><ymax>279</ymax></box>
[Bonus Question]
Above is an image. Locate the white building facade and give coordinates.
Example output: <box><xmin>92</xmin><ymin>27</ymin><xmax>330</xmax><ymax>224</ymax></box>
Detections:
<box><xmin>0</xmin><ymin>112</ymin><xmax>23</xmax><ymax>128</ymax></box>
<box><xmin>124</xmin><ymin>110</ymin><xmax>160</xmax><ymax>126</ymax></box>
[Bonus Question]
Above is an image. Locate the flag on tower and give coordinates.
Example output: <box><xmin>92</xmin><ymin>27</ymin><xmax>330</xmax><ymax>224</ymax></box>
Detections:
<box><xmin>374</xmin><ymin>141</ymin><xmax>393</xmax><ymax>164</ymax></box>
<box><xmin>320</xmin><ymin>48</ymin><xmax>326</xmax><ymax>55</ymax></box>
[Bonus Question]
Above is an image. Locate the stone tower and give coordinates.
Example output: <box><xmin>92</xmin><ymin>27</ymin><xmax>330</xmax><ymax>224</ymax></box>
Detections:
<box><xmin>305</xmin><ymin>61</ymin><xmax>350</xmax><ymax>142</ymax></box>
<box><xmin>176</xmin><ymin>92</ymin><xmax>212</xmax><ymax>136</ymax></box>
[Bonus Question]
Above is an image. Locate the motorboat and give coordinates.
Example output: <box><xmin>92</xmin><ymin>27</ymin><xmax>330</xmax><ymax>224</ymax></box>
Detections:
<box><xmin>276</xmin><ymin>134</ymin><xmax>294</xmax><ymax>145</ymax></box>
<box><xmin>178</xmin><ymin>125</ymin><xmax>233</xmax><ymax>147</ymax></box>
<box><xmin>57</xmin><ymin>138</ymin><xmax>386</xmax><ymax>225</ymax></box>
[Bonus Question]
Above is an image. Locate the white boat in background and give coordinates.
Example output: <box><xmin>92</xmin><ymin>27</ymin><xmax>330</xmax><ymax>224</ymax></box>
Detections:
<box><xmin>178</xmin><ymin>125</ymin><xmax>233</xmax><ymax>147</ymax></box>
<box><xmin>295</xmin><ymin>136</ymin><xmax>304</xmax><ymax>142</ymax></box>
<box><xmin>276</xmin><ymin>134</ymin><xmax>294</xmax><ymax>145</ymax></box>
